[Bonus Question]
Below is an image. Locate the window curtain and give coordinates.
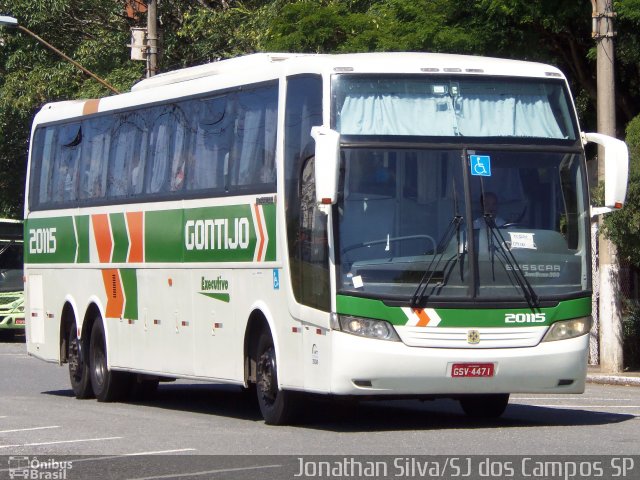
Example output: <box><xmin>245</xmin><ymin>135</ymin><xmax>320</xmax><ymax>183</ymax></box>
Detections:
<box><xmin>337</xmin><ymin>93</ymin><xmax>565</xmax><ymax>138</ymax></box>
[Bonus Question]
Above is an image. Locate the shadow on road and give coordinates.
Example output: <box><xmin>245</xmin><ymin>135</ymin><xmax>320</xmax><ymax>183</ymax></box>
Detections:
<box><xmin>0</xmin><ymin>331</ymin><xmax>25</xmax><ymax>343</ymax></box>
<box><xmin>42</xmin><ymin>382</ymin><xmax>636</xmax><ymax>431</ymax></box>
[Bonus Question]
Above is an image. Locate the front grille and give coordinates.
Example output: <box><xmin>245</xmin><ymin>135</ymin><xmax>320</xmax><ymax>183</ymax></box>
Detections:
<box><xmin>397</xmin><ymin>326</ymin><xmax>547</xmax><ymax>349</ymax></box>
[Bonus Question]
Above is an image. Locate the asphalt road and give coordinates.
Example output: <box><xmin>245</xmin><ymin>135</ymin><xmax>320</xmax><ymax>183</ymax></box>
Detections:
<box><xmin>0</xmin><ymin>335</ymin><xmax>639</xmax><ymax>479</ymax></box>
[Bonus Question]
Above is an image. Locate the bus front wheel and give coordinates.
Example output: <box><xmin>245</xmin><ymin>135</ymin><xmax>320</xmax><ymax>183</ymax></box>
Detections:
<box><xmin>89</xmin><ymin>319</ymin><xmax>131</xmax><ymax>402</ymax></box>
<box><xmin>256</xmin><ymin>331</ymin><xmax>299</xmax><ymax>425</ymax></box>
<box><xmin>68</xmin><ymin>323</ymin><xmax>93</xmax><ymax>399</ymax></box>
<box><xmin>459</xmin><ymin>394</ymin><xmax>509</xmax><ymax>418</ymax></box>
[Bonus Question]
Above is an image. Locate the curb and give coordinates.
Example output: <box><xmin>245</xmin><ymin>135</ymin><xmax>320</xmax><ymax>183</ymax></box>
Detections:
<box><xmin>586</xmin><ymin>375</ymin><xmax>640</xmax><ymax>387</ymax></box>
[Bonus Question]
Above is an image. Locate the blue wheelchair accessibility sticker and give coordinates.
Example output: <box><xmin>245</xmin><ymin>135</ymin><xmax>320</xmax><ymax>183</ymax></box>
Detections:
<box><xmin>273</xmin><ymin>269</ymin><xmax>280</xmax><ymax>290</ymax></box>
<box><xmin>470</xmin><ymin>155</ymin><xmax>492</xmax><ymax>177</ymax></box>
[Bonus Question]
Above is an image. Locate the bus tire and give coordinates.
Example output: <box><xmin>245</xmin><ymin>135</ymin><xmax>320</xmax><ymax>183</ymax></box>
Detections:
<box><xmin>68</xmin><ymin>323</ymin><xmax>93</xmax><ymax>399</ymax></box>
<box><xmin>89</xmin><ymin>319</ymin><xmax>131</xmax><ymax>402</ymax></box>
<box><xmin>459</xmin><ymin>394</ymin><xmax>509</xmax><ymax>418</ymax></box>
<box><xmin>256</xmin><ymin>331</ymin><xmax>299</xmax><ymax>425</ymax></box>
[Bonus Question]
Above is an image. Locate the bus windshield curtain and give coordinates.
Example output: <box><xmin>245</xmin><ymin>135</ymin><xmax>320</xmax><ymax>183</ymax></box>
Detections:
<box><xmin>337</xmin><ymin>93</ymin><xmax>565</xmax><ymax>138</ymax></box>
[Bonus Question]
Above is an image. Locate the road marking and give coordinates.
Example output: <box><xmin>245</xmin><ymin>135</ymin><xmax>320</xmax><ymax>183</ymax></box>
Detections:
<box><xmin>0</xmin><ymin>425</ymin><xmax>59</xmax><ymax>434</ymax></box>
<box><xmin>0</xmin><ymin>436</ymin><xmax>122</xmax><ymax>449</ymax></box>
<box><xmin>127</xmin><ymin>464</ymin><xmax>283</xmax><ymax>480</ymax></box>
<box><xmin>515</xmin><ymin>397</ymin><xmax>633</xmax><ymax>401</ymax></box>
<box><xmin>528</xmin><ymin>405</ymin><xmax>640</xmax><ymax>408</ymax></box>
<box><xmin>23</xmin><ymin>436</ymin><xmax>123</xmax><ymax>447</ymax></box>
<box><xmin>123</xmin><ymin>448</ymin><xmax>197</xmax><ymax>456</ymax></box>
<box><xmin>0</xmin><ymin>353</ymin><xmax>28</xmax><ymax>356</ymax></box>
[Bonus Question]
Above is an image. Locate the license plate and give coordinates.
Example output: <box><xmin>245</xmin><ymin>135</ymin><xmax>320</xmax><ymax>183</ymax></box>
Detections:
<box><xmin>451</xmin><ymin>363</ymin><xmax>495</xmax><ymax>377</ymax></box>
<box><xmin>14</xmin><ymin>318</ymin><xmax>25</xmax><ymax>325</ymax></box>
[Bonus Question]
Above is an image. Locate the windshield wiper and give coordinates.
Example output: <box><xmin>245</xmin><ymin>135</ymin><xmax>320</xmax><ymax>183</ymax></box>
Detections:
<box><xmin>410</xmin><ymin>215</ymin><xmax>463</xmax><ymax>307</ymax></box>
<box><xmin>482</xmin><ymin>216</ymin><xmax>539</xmax><ymax>309</ymax></box>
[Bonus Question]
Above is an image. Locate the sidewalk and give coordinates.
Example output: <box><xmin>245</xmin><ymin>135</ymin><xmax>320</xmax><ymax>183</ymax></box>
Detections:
<box><xmin>586</xmin><ymin>366</ymin><xmax>640</xmax><ymax>386</ymax></box>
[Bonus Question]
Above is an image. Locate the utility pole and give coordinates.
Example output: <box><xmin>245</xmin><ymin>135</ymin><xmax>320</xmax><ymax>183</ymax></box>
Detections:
<box><xmin>592</xmin><ymin>0</ymin><xmax>623</xmax><ymax>372</ymax></box>
<box><xmin>147</xmin><ymin>0</ymin><xmax>158</xmax><ymax>77</ymax></box>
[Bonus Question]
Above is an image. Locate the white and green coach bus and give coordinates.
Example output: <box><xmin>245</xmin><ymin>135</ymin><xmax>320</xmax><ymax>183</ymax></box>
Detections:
<box><xmin>24</xmin><ymin>53</ymin><xmax>628</xmax><ymax>424</ymax></box>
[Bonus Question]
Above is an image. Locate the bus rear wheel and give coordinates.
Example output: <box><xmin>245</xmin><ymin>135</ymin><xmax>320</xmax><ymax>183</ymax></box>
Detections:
<box><xmin>68</xmin><ymin>323</ymin><xmax>93</xmax><ymax>399</ymax></box>
<box><xmin>459</xmin><ymin>394</ymin><xmax>509</xmax><ymax>418</ymax></box>
<box><xmin>256</xmin><ymin>331</ymin><xmax>299</xmax><ymax>425</ymax></box>
<box><xmin>89</xmin><ymin>319</ymin><xmax>131</xmax><ymax>402</ymax></box>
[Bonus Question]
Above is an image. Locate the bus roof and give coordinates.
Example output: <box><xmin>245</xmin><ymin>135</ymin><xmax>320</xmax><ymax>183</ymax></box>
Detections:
<box><xmin>31</xmin><ymin>52</ymin><xmax>567</xmax><ymax>126</ymax></box>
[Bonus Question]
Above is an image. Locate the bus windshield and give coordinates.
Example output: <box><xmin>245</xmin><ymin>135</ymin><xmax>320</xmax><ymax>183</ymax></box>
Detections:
<box><xmin>333</xmin><ymin>75</ymin><xmax>577</xmax><ymax>140</ymax></box>
<box><xmin>335</xmin><ymin>147</ymin><xmax>589</xmax><ymax>303</ymax></box>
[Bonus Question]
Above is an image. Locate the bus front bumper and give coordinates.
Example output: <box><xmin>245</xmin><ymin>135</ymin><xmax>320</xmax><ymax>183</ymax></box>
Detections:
<box><xmin>330</xmin><ymin>331</ymin><xmax>588</xmax><ymax>395</ymax></box>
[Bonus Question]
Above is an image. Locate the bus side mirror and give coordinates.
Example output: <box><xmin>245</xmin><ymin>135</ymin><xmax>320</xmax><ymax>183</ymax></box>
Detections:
<box><xmin>583</xmin><ymin>132</ymin><xmax>629</xmax><ymax>215</ymax></box>
<box><xmin>311</xmin><ymin>126</ymin><xmax>340</xmax><ymax>209</ymax></box>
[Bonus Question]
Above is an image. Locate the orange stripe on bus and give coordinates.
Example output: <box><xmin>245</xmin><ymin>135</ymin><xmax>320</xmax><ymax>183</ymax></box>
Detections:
<box><xmin>413</xmin><ymin>308</ymin><xmax>431</xmax><ymax>327</ymax></box>
<box><xmin>102</xmin><ymin>269</ymin><xmax>124</xmax><ymax>319</ymax></box>
<box><xmin>92</xmin><ymin>214</ymin><xmax>113</xmax><ymax>263</ymax></box>
<box><xmin>253</xmin><ymin>204</ymin><xmax>265</xmax><ymax>262</ymax></box>
<box><xmin>126</xmin><ymin>211</ymin><xmax>144</xmax><ymax>263</ymax></box>
<box><xmin>82</xmin><ymin>99</ymin><xmax>100</xmax><ymax>115</ymax></box>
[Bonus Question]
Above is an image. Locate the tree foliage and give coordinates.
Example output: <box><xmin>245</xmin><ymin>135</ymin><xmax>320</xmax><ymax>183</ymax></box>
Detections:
<box><xmin>602</xmin><ymin>115</ymin><xmax>640</xmax><ymax>267</ymax></box>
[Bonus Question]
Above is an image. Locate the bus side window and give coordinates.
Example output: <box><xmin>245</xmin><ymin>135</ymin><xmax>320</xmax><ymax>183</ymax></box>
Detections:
<box><xmin>231</xmin><ymin>85</ymin><xmax>278</xmax><ymax>191</ymax></box>
<box><xmin>79</xmin><ymin>117</ymin><xmax>111</xmax><ymax>201</ymax></box>
<box><xmin>284</xmin><ymin>74</ymin><xmax>325</xmax><ymax>310</ymax></box>
<box><xmin>298</xmin><ymin>157</ymin><xmax>330</xmax><ymax>310</ymax></box>
<box><xmin>51</xmin><ymin>123</ymin><xmax>82</xmax><ymax>203</ymax></box>
<box><xmin>188</xmin><ymin>95</ymin><xmax>229</xmax><ymax>193</ymax></box>
<box><xmin>145</xmin><ymin>105</ymin><xmax>189</xmax><ymax>195</ymax></box>
<box><xmin>31</xmin><ymin>127</ymin><xmax>56</xmax><ymax>207</ymax></box>
<box><xmin>108</xmin><ymin>114</ymin><xmax>146</xmax><ymax>198</ymax></box>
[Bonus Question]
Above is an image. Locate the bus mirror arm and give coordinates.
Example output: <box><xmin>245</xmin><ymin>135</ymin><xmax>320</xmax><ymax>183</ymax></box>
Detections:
<box><xmin>311</xmin><ymin>126</ymin><xmax>341</xmax><ymax>212</ymax></box>
<box><xmin>582</xmin><ymin>132</ymin><xmax>629</xmax><ymax>216</ymax></box>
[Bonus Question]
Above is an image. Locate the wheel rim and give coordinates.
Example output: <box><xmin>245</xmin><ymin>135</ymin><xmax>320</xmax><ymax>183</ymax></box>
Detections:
<box><xmin>257</xmin><ymin>346</ymin><xmax>277</xmax><ymax>406</ymax></box>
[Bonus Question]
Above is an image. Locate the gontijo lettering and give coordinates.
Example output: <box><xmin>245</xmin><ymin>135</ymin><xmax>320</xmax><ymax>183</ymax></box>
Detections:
<box><xmin>185</xmin><ymin>218</ymin><xmax>250</xmax><ymax>251</ymax></box>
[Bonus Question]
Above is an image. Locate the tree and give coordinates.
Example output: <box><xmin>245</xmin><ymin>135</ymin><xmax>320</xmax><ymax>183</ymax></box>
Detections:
<box><xmin>0</xmin><ymin>0</ymin><xmax>144</xmax><ymax>217</ymax></box>
<box><xmin>602</xmin><ymin>115</ymin><xmax>640</xmax><ymax>268</ymax></box>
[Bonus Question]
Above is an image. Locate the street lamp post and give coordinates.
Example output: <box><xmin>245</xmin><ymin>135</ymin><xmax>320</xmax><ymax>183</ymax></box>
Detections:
<box><xmin>0</xmin><ymin>15</ymin><xmax>120</xmax><ymax>95</ymax></box>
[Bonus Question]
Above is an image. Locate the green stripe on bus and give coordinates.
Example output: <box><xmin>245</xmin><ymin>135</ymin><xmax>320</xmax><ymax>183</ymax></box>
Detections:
<box><xmin>183</xmin><ymin>205</ymin><xmax>257</xmax><ymax>262</ymax></box>
<box><xmin>199</xmin><ymin>292</ymin><xmax>231</xmax><ymax>303</ymax></box>
<box><xmin>120</xmin><ymin>269</ymin><xmax>138</xmax><ymax>320</ymax></box>
<box><xmin>336</xmin><ymin>295</ymin><xmax>408</xmax><ymax>325</ymax></box>
<box><xmin>263</xmin><ymin>203</ymin><xmax>277</xmax><ymax>262</ymax></box>
<box><xmin>75</xmin><ymin>215</ymin><xmax>90</xmax><ymax>263</ymax></box>
<box><xmin>24</xmin><ymin>217</ymin><xmax>77</xmax><ymax>264</ymax></box>
<box><xmin>336</xmin><ymin>295</ymin><xmax>591</xmax><ymax>327</ymax></box>
<box><xmin>110</xmin><ymin>213</ymin><xmax>129</xmax><ymax>263</ymax></box>
<box><xmin>25</xmin><ymin>202</ymin><xmax>277</xmax><ymax>265</ymax></box>
<box><xmin>145</xmin><ymin>209</ymin><xmax>184</xmax><ymax>262</ymax></box>
<box><xmin>435</xmin><ymin>297</ymin><xmax>591</xmax><ymax>327</ymax></box>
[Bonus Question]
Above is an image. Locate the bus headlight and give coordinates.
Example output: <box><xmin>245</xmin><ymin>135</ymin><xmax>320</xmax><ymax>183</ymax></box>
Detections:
<box><xmin>337</xmin><ymin>315</ymin><xmax>400</xmax><ymax>341</ymax></box>
<box><xmin>542</xmin><ymin>317</ymin><xmax>592</xmax><ymax>342</ymax></box>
